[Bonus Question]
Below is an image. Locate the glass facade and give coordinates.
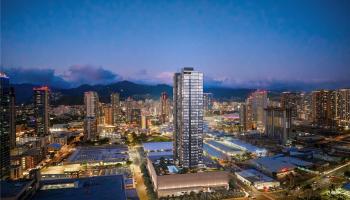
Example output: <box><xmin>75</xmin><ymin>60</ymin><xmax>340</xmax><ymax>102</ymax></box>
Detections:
<box><xmin>173</xmin><ymin>68</ymin><xmax>203</xmax><ymax>168</ymax></box>
<box><xmin>0</xmin><ymin>73</ymin><xmax>11</xmax><ymax>178</ymax></box>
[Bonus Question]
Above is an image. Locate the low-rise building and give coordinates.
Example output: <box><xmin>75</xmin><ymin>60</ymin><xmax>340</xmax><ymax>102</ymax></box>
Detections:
<box><xmin>33</xmin><ymin>175</ymin><xmax>127</xmax><ymax>200</ymax></box>
<box><xmin>146</xmin><ymin>158</ymin><xmax>229</xmax><ymax>197</ymax></box>
<box><xmin>235</xmin><ymin>169</ymin><xmax>280</xmax><ymax>190</ymax></box>
<box><xmin>250</xmin><ymin>155</ymin><xmax>313</xmax><ymax>178</ymax></box>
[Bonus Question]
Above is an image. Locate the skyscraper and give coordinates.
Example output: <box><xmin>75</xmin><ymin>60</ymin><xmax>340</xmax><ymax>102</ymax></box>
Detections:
<box><xmin>173</xmin><ymin>67</ymin><xmax>203</xmax><ymax>168</ymax></box>
<box><xmin>0</xmin><ymin>72</ymin><xmax>11</xmax><ymax>178</ymax></box>
<box><xmin>111</xmin><ymin>92</ymin><xmax>120</xmax><ymax>125</ymax></box>
<box><xmin>103</xmin><ymin>105</ymin><xmax>113</xmax><ymax>125</ymax></box>
<box><xmin>280</xmin><ymin>92</ymin><xmax>301</xmax><ymax>120</ymax></box>
<box><xmin>312</xmin><ymin>90</ymin><xmax>336</xmax><ymax>128</ymax></box>
<box><xmin>9</xmin><ymin>87</ymin><xmax>16</xmax><ymax>149</ymax></box>
<box><xmin>84</xmin><ymin>91</ymin><xmax>99</xmax><ymax>141</ymax></box>
<box><xmin>251</xmin><ymin>90</ymin><xmax>268</xmax><ymax>128</ymax></box>
<box><xmin>125</xmin><ymin>97</ymin><xmax>134</xmax><ymax>123</ymax></box>
<box><xmin>335</xmin><ymin>89</ymin><xmax>350</xmax><ymax>126</ymax></box>
<box><xmin>33</xmin><ymin>86</ymin><xmax>50</xmax><ymax>137</ymax></box>
<box><xmin>84</xmin><ymin>91</ymin><xmax>99</xmax><ymax>118</ymax></box>
<box><xmin>203</xmin><ymin>93</ymin><xmax>213</xmax><ymax>112</ymax></box>
<box><xmin>160</xmin><ymin>92</ymin><xmax>169</xmax><ymax>124</ymax></box>
<box><xmin>265</xmin><ymin>107</ymin><xmax>292</xmax><ymax>145</ymax></box>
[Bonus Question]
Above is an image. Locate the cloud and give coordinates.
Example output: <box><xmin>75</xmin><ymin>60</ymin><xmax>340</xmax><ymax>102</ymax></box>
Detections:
<box><xmin>2</xmin><ymin>66</ymin><xmax>349</xmax><ymax>91</ymax></box>
<box><xmin>62</xmin><ymin>65</ymin><xmax>122</xmax><ymax>86</ymax></box>
<box><xmin>204</xmin><ymin>76</ymin><xmax>350</xmax><ymax>91</ymax></box>
<box><xmin>2</xmin><ymin>65</ymin><xmax>122</xmax><ymax>88</ymax></box>
<box><xmin>2</xmin><ymin>66</ymin><xmax>71</xmax><ymax>88</ymax></box>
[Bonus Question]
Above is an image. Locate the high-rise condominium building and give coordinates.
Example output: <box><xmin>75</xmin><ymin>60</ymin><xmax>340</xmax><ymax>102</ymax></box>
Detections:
<box><xmin>160</xmin><ymin>92</ymin><xmax>169</xmax><ymax>124</ymax></box>
<box><xmin>103</xmin><ymin>106</ymin><xmax>113</xmax><ymax>125</ymax></box>
<box><xmin>125</xmin><ymin>97</ymin><xmax>134</xmax><ymax>123</ymax></box>
<box><xmin>84</xmin><ymin>91</ymin><xmax>99</xmax><ymax>117</ymax></box>
<box><xmin>251</xmin><ymin>90</ymin><xmax>268</xmax><ymax>127</ymax></box>
<box><xmin>84</xmin><ymin>91</ymin><xmax>99</xmax><ymax>141</ymax></box>
<box><xmin>280</xmin><ymin>92</ymin><xmax>301</xmax><ymax>120</ymax></box>
<box><xmin>173</xmin><ymin>67</ymin><xmax>203</xmax><ymax>168</ymax></box>
<box><xmin>0</xmin><ymin>72</ymin><xmax>11</xmax><ymax>178</ymax></box>
<box><xmin>335</xmin><ymin>89</ymin><xmax>350</xmax><ymax>125</ymax></box>
<box><xmin>33</xmin><ymin>86</ymin><xmax>50</xmax><ymax>137</ymax></box>
<box><xmin>9</xmin><ymin>87</ymin><xmax>16</xmax><ymax>149</ymax></box>
<box><xmin>111</xmin><ymin>92</ymin><xmax>120</xmax><ymax>125</ymax></box>
<box><xmin>312</xmin><ymin>90</ymin><xmax>336</xmax><ymax>128</ymax></box>
<box><xmin>241</xmin><ymin>90</ymin><xmax>268</xmax><ymax>132</ymax></box>
<box><xmin>203</xmin><ymin>93</ymin><xmax>213</xmax><ymax>112</ymax></box>
<box><xmin>265</xmin><ymin>107</ymin><xmax>292</xmax><ymax>145</ymax></box>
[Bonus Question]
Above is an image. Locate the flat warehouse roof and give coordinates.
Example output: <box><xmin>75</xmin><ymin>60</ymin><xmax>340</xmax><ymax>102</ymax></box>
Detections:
<box><xmin>143</xmin><ymin>142</ymin><xmax>173</xmax><ymax>151</ymax></box>
<box><xmin>33</xmin><ymin>175</ymin><xmax>126</xmax><ymax>200</ymax></box>
<box><xmin>67</xmin><ymin>145</ymin><xmax>128</xmax><ymax>163</ymax></box>
<box><xmin>236</xmin><ymin>169</ymin><xmax>276</xmax><ymax>183</ymax></box>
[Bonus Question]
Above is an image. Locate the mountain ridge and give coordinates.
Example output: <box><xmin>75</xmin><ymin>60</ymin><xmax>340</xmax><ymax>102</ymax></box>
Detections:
<box><xmin>11</xmin><ymin>81</ymin><xmax>267</xmax><ymax>105</ymax></box>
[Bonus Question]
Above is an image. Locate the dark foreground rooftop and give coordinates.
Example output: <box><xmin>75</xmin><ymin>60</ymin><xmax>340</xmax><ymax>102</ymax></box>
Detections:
<box><xmin>33</xmin><ymin>175</ymin><xmax>126</xmax><ymax>200</ymax></box>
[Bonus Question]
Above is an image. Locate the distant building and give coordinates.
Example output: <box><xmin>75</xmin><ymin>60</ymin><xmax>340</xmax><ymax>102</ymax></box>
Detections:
<box><xmin>111</xmin><ymin>93</ymin><xmax>120</xmax><ymax>125</ymax></box>
<box><xmin>173</xmin><ymin>67</ymin><xmax>204</xmax><ymax>168</ymax></box>
<box><xmin>203</xmin><ymin>93</ymin><xmax>213</xmax><ymax>112</ymax></box>
<box><xmin>125</xmin><ymin>97</ymin><xmax>134</xmax><ymax>123</ymax></box>
<box><xmin>311</xmin><ymin>90</ymin><xmax>336</xmax><ymax>128</ymax></box>
<box><xmin>280</xmin><ymin>92</ymin><xmax>301</xmax><ymax>120</ymax></box>
<box><xmin>240</xmin><ymin>103</ymin><xmax>248</xmax><ymax>131</ymax></box>
<box><xmin>84</xmin><ymin>92</ymin><xmax>99</xmax><ymax>141</ymax></box>
<box><xmin>130</xmin><ymin>109</ymin><xmax>141</xmax><ymax>126</ymax></box>
<box><xmin>265</xmin><ymin>107</ymin><xmax>292</xmax><ymax>145</ymax></box>
<box><xmin>241</xmin><ymin>91</ymin><xmax>267</xmax><ymax>131</ymax></box>
<box><xmin>335</xmin><ymin>89</ymin><xmax>350</xmax><ymax>126</ymax></box>
<box><xmin>251</xmin><ymin>90</ymin><xmax>268</xmax><ymax>129</ymax></box>
<box><xmin>299</xmin><ymin>93</ymin><xmax>312</xmax><ymax>121</ymax></box>
<box><xmin>84</xmin><ymin>91</ymin><xmax>99</xmax><ymax>118</ymax></box>
<box><xmin>103</xmin><ymin>106</ymin><xmax>113</xmax><ymax>125</ymax></box>
<box><xmin>9</xmin><ymin>87</ymin><xmax>16</xmax><ymax>149</ymax></box>
<box><xmin>235</xmin><ymin>169</ymin><xmax>280</xmax><ymax>190</ymax></box>
<box><xmin>160</xmin><ymin>92</ymin><xmax>169</xmax><ymax>124</ymax></box>
<box><xmin>33</xmin><ymin>86</ymin><xmax>50</xmax><ymax>137</ymax></box>
<box><xmin>246</xmin><ymin>96</ymin><xmax>255</xmax><ymax>130</ymax></box>
<box><xmin>141</xmin><ymin>115</ymin><xmax>148</xmax><ymax>129</ymax></box>
<box><xmin>0</xmin><ymin>72</ymin><xmax>11</xmax><ymax>178</ymax></box>
<box><xmin>84</xmin><ymin>117</ymin><xmax>97</xmax><ymax>141</ymax></box>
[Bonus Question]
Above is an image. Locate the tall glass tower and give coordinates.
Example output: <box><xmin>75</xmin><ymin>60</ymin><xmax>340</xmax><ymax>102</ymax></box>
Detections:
<box><xmin>33</xmin><ymin>86</ymin><xmax>50</xmax><ymax>137</ymax></box>
<box><xmin>173</xmin><ymin>67</ymin><xmax>203</xmax><ymax>168</ymax></box>
<box><xmin>0</xmin><ymin>72</ymin><xmax>11</xmax><ymax>178</ymax></box>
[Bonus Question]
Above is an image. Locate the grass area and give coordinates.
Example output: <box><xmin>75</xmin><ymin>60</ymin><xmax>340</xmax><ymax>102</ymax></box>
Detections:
<box><xmin>147</xmin><ymin>135</ymin><xmax>172</xmax><ymax>142</ymax></box>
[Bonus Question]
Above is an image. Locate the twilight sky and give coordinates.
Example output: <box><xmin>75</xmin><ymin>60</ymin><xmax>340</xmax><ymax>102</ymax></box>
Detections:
<box><xmin>1</xmin><ymin>0</ymin><xmax>350</xmax><ymax>89</ymax></box>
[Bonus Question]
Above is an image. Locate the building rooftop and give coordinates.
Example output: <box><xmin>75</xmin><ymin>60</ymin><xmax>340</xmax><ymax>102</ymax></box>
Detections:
<box><xmin>205</xmin><ymin>139</ymin><xmax>242</xmax><ymax>155</ymax></box>
<box><xmin>204</xmin><ymin>143</ymin><xmax>227</xmax><ymax>159</ymax></box>
<box><xmin>67</xmin><ymin>145</ymin><xmax>128</xmax><ymax>164</ymax></box>
<box><xmin>251</xmin><ymin>156</ymin><xmax>313</xmax><ymax>173</ymax></box>
<box><xmin>33</xmin><ymin>175</ymin><xmax>126</xmax><ymax>200</ymax></box>
<box><xmin>143</xmin><ymin>142</ymin><xmax>173</xmax><ymax>152</ymax></box>
<box><xmin>236</xmin><ymin>169</ymin><xmax>276</xmax><ymax>183</ymax></box>
<box><xmin>223</xmin><ymin>138</ymin><xmax>267</xmax><ymax>155</ymax></box>
<box><xmin>147</xmin><ymin>151</ymin><xmax>173</xmax><ymax>161</ymax></box>
<box><xmin>1</xmin><ymin>180</ymin><xmax>33</xmax><ymax>199</ymax></box>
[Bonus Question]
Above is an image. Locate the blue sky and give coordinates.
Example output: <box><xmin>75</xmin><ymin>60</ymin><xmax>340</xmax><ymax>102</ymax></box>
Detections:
<box><xmin>1</xmin><ymin>0</ymin><xmax>350</xmax><ymax>89</ymax></box>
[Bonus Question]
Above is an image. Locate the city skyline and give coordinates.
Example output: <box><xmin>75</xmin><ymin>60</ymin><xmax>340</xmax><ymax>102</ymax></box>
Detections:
<box><xmin>1</xmin><ymin>1</ymin><xmax>350</xmax><ymax>200</ymax></box>
<box><xmin>2</xmin><ymin>0</ymin><xmax>350</xmax><ymax>89</ymax></box>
